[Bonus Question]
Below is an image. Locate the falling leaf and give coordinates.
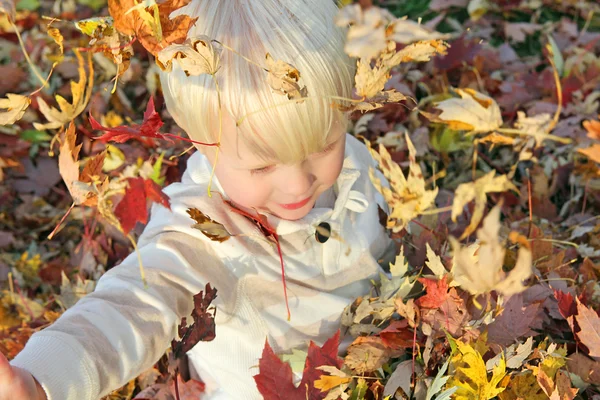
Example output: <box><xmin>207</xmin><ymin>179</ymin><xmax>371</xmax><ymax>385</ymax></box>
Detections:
<box><xmin>447</xmin><ymin>340</ymin><xmax>507</xmax><ymax>399</ymax></box>
<box><xmin>451</xmin><ymin>171</ymin><xmax>517</xmax><ymax>239</ymax></box>
<box><xmin>114</xmin><ymin>177</ymin><xmax>171</xmax><ymax>234</ymax></box>
<box><xmin>450</xmin><ymin>204</ymin><xmax>533</xmax><ymax>296</ymax></box>
<box><xmin>264</xmin><ymin>53</ymin><xmax>308</xmax><ymax>102</ymax></box>
<box><xmin>157</xmin><ymin>35</ymin><xmax>221</xmax><ymax>76</ymax></box>
<box><xmin>34</xmin><ymin>50</ymin><xmax>93</xmax><ymax>130</ymax></box>
<box><xmin>366</xmin><ymin>133</ymin><xmax>438</xmax><ymax>232</ymax></box>
<box><xmin>0</xmin><ymin>93</ymin><xmax>31</xmax><ymax>125</ymax></box>
<box><xmin>171</xmin><ymin>283</ymin><xmax>217</xmax><ymax>358</ymax></box>
<box><xmin>427</xmin><ymin>88</ymin><xmax>503</xmax><ymax>133</ymax></box>
<box><xmin>186</xmin><ymin>207</ymin><xmax>232</xmax><ymax>243</ymax></box>
<box><xmin>108</xmin><ymin>0</ymin><xmax>198</xmax><ymax>56</ymax></box>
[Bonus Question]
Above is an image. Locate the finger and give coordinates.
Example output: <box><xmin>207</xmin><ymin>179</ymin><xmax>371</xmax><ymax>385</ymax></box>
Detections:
<box><xmin>0</xmin><ymin>351</ymin><xmax>14</xmax><ymax>378</ymax></box>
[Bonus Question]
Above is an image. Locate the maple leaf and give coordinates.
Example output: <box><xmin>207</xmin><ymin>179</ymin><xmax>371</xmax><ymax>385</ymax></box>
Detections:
<box><xmin>58</xmin><ymin>121</ymin><xmax>106</xmax><ymax>206</ymax></box>
<box><xmin>157</xmin><ymin>36</ymin><xmax>221</xmax><ymax>76</ymax></box>
<box><xmin>114</xmin><ymin>177</ymin><xmax>171</xmax><ymax>234</ymax></box>
<box><xmin>416</xmin><ymin>276</ymin><xmax>449</xmax><ymax>309</ymax></box>
<box><xmin>575</xmin><ymin>298</ymin><xmax>600</xmax><ymax>360</ymax></box>
<box><xmin>55</xmin><ymin>271</ymin><xmax>96</xmax><ymax>310</ymax></box>
<box><xmin>34</xmin><ymin>50</ymin><xmax>94</xmax><ymax>130</ymax></box>
<box><xmin>450</xmin><ymin>204</ymin><xmax>533</xmax><ymax>296</ymax></box>
<box><xmin>171</xmin><ymin>283</ymin><xmax>217</xmax><ymax>358</ymax></box>
<box><xmin>447</xmin><ymin>340</ymin><xmax>507</xmax><ymax>399</ymax></box>
<box><xmin>108</xmin><ymin>0</ymin><xmax>198</xmax><ymax>57</ymax></box>
<box><xmin>0</xmin><ymin>93</ymin><xmax>31</xmax><ymax>125</ymax></box>
<box><xmin>583</xmin><ymin>116</ymin><xmax>600</xmax><ymax>140</ymax></box>
<box><xmin>424</xmin><ymin>88</ymin><xmax>503</xmax><ymax>133</ymax></box>
<box><xmin>344</xmin><ymin>336</ymin><xmax>396</xmax><ymax>374</ymax></box>
<box><xmin>186</xmin><ymin>207</ymin><xmax>232</xmax><ymax>242</ymax></box>
<box><xmin>366</xmin><ymin>133</ymin><xmax>439</xmax><ymax>232</ymax></box>
<box><xmin>451</xmin><ymin>171</ymin><xmax>518</xmax><ymax>239</ymax></box>
<box><xmin>264</xmin><ymin>53</ymin><xmax>308</xmax><ymax>102</ymax></box>
<box><xmin>487</xmin><ymin>294</ymin><xmax>544</xmax><ymax>347</ymax></box>
<box><xmin>254</xmin><ymin>330</ymin><xmax>342</xmax><ymax>400</ymax></box>
<box><xmin>514</xmin><ymin>111</ymin><xmax>553</xmax><ymax>147</ymax></box>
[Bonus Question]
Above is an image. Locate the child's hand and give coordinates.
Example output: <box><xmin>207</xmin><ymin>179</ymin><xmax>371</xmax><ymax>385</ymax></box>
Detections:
<box><xmin>0</xmin><ymin>352</ymin><xmax>47</xmax><ymax>400</ymax></box>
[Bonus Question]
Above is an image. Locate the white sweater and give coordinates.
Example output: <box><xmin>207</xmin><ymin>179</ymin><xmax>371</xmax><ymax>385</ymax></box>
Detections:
<box><xmin>10</xmin><ymin>134</ymin><xmax>395</xmax><ymax>399</ymax></box>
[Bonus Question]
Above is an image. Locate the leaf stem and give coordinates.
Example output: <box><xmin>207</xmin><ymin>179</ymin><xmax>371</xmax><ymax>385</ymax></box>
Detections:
<box><xmin>127</xmin><ymin>233</ymin><xmax>148</xmax><ymax>289</ymax></box>
<box><xmin>47</xmin><ymin>202</ymin><xmax>76</xmax><ymax>240</ymax></box>
<box><xmin>213</xmin><ymin>40</ymin><xmax>265</xmax><ymax>70</ymax></box>
<box><xmin>207</xmin><ymin>74</ymin><xmax>223</xmax><ymax>197</ymax></box>
<box><xmin>8</xmin><ymin>16</ymin><xmax>47</xmax><ymax>87</ymax></box>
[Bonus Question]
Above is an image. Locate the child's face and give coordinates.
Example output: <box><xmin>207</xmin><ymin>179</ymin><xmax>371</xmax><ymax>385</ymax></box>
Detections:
<box><xmin>200</xmin><ymin>114</ymin><xmax>346</xmax><ymax>221</ymax></box>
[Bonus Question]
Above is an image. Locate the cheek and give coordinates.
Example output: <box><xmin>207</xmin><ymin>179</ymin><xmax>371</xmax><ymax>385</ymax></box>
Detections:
<box><xmin>215</xmin><ymin>169</ymin><xmax>271</xmax><ymax>209</ymax></box>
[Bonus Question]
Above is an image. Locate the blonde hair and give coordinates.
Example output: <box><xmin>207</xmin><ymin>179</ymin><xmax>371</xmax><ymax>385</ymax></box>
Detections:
<box><xmin>159</xmin><ymin>0</ymin><xmax>355</xmax><ymax>164</ymax></box>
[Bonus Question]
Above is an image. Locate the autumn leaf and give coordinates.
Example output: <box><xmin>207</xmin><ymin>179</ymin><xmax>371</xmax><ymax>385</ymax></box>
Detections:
<box><xmin>344</xmin><ymin>336</ymin><xmax>396</xmax><ymax>374</ymax></box>
<box><xmin>265</xmin><ymin>53</ymin><xmax>308</xmax><ymax>102</ymax></box>
<box><xmin>55</xmin><ymin>271</ymin><xmax>96</xmax><ymax>310</ymax></box>
<box><xmin>254</xmin><ymin>330</ymin><xmax>342</xmax><ymax>400</ymax></box>
<box><xmin>583</xmin><ymin>116</ymin><xmax>600</xmax><ymax>140</ymax></box>
<box><xmin>451</xmin><ymin>171</ymin><xmax>518</xmax><ymax>239</ymax></box>
<box><xmin>186</xmin><ymin>207</ymin><xmax>231</xmax><ymax>242</ymax></box>
<box><xmin>487</xmin><ymin>294</ymin><xmax>544</xmax><ymax>347</ymax></box>
<box><xmin>390</xmin><ymin>17</ymin><xmax>451</xmax><ymax>44</ymax></box>
<box><xmin>157</xmin><ymin>36</ymin><xmax>221</xmax><ymax>76</ymax></box>
<box><xmin>34</xmin><ymin>50</ymin><xmax>94</xmax><ymax>130</ymax></box>
<box><xmin>447</xmin><ymin>339</ymin><xmax>507</xmax><ymax>399</ymax></box>
<box><xmin>58</xmin><ymin>121</ymin><xmax>106</xmax><ymax>206</ymax></box>
<box><xmin>575</xmin><ymin>298</ymin><xmax>600</xmax><ymax>360</ymax></box>
<box><xmin>578</xmin><ymin>143</ymin><xmax>600</xmax><ymax>164</ymax></box>
<box><xmin>366</xmin><ymin>133</ymin><xmax>438</xmax><ymax>232</ymax></box>
<box><xmin>0</xmin><ymin>93</ymin><xmax>31</xmax><ymax>125</ymax></box>
<box><xmin>171</xmin><ymin>283</ymin><xmax>217</xmax><ymax>358</ymax></box>
<box><xmin>114</xmin><ymin>177</ymin><xmax>171</xmax><ymax>234</ymax></box>
<box><xmin>108</xmin><ymin>0</ymin><xmax>198</xmax><ymax>57</ymax></box>
<box><xmin>336</xmin><ymin>89</ymin><xmax>407</xmax><ymax>113</ymax></box>
<box><xmin>425</xmin><ymin>88</ymin><xmax>503</xmax><ymax>133</ymax></box>
<box><xmin>416</xmin><ymin>276</ymin><xmax>449</xmax><ymax>309</ymax></box>
<box><xmin>450</xmin><ymin>204</ymin><xmax>533</xmax><ymax>296</ymax></box>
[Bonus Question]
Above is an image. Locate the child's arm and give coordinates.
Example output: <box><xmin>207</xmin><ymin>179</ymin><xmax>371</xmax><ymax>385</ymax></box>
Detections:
<box><xmin>8</xmin><ymin>183</ymin><xmax>221</xmax><ymax>400</ymax></box>
<box><xmin>0</xmin><ymin>352</ymin><xmax>47</xmax><ymax>400</ymax></box>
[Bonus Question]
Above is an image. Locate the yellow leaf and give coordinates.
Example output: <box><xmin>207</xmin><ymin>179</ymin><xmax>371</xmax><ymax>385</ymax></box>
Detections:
<box><xmin>157</xmin><ymin>35</ymin><xmax>222</xmax><ymax>77</ymax></box>
<box><xmin>34</xmin><ymin>49</ymin><xmax>94</xmax><ymax>130</ymax></box>
<box><xmin>579</xmin><ymin>143</ymin><xmax>600</xmax><ymax>164</ymax></box>
<box><xmin>451</xmin><ymin>171</ymin><xmax>517</xmax><ymax>239</ymax></box>
<box><xmin>365</xmin><ymin>133</ymin><xmax>438</xmax><ymax>233</ymax></box>
<box><xmin>447</xmin><ymin>340</ymin><xmax>507</xmax><ymax>399</ymax></box>
<box><xmin>47</xmin><ymin>27</ymin><xmax>64</xmax><ymax>55</ymax></box>
<box><xmin>264</xmin><ymin>53</ymin><xmax>308</xmax><ymax>102</ymax></box>
<box><xmin>431</xmin><ymin>88</ymin><xmax>503</xmax><ymax>134</ymax></box>
<box><xmin>0</xmin><ymin>93</ymin><xmax>31</xmax><ymax>125</ymax></box>
<box><xmin>450</xmin><ymin>203</ymin><xmax>533</xmax><ymax>296</ymax></box>
<box><xmin>314</xmin><ymin>375</ymin><xmax>351</xmax><ymax>392</ymax></box>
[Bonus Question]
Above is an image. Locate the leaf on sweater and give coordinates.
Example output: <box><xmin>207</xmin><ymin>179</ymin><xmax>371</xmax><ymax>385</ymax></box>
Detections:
<box><xmin>108</xmin><ymin>0</ymin><xmax>198</xmax><ymax>56</ymax></box>
<box><xmin>450</xmin><ymin>204</ymin><xmax>533</xmax><ymax>296</ymax></box>
<box><xmin>114</xmin><ymin>177</ymin><xmax>171</xmax><ymax>234</ymax></box>
<box><xmin>487</xmin><ymin>295</ymin><xmax>544</xmax><ymax>347</ymax></box>
<box><xmin>90</xmin><ymin>97</ymin><xmax>165</xmax><ymax>145</ymax></box>
<box><xmin>451</xmin><ymin>171</ymin><xmax>518</xmax><ymax>239</ymax></box>
<box><xmin>254</xmin><ymin>330</ymin><xmax>342</xmax><ymax>400</ymax></box>
<box><xmin>0</xmin><ymin>93</ymin><xmax>31</xmax><ymax>125</ymax></box>
<box><xmin>575</xmin><ymin>298</ymin><xmax>600</xmax><ymax>360</ymax></box>
<box><xmin>157</xmin><ymin>36</ymin><xmax>221</xmax><ymax>76</ymax></box>
<box><xmin>34</xmin><ymin>50</ymin><xmax>94</xmax><ymax>130</ymax></box>
<box><xmin>187</xmin><ymin>207</ymin><xmax>232</xmax><ymax>242</ymax></box>
<box><xmin>171</xmin><ymin>283</ymin><xmax>217</xmax><ymax>358</ymax></box>
<box><xmin>447</xmin><ymin>340</ymin><xmax>507</xmax><ymax>399</ymax></box>
<box><xmin>265</xmin><ymin>53</ymin><xmax>308</xmax><ymax>102</ymax></box>
<box><xmin>366</xmin><ymin>133</ymin><xmax>438</xmax><ymax>233</ymax></box>
<box><xmin>425</xmin><ymin>88</ymin><xmax>503</xmax><ymax>133</ymax></box>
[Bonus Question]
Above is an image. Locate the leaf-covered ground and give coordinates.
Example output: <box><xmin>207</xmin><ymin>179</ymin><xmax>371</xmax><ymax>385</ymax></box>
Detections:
<box><xmin>1</xmin><ymin>0</ymin><xmax>600</xmax><ymax>399</ymax></box>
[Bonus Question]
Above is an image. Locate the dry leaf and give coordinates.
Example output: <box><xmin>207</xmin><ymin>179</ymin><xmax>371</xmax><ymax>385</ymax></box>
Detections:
<box><xmin>575</xmin><ymin>298</ymin><xmax>600</xmax><ymax>360</ymax></box>
<box><xmin>34</xmin><ymin>50</ymin><xmax>94</xmax><ymax>130</ymax></box>
<box><xmin>264</xmin><ymin>53</ymin><xmax>308</xmax><ymax>102</ymax></box>
<box><xmin>157</xmin><ymin>36</ymin><xmax>221</xmax><ymax>76</ymax></box>
<box><xmin>344</xmin><ymin>336</ymin><xmax>394</xmax><ymax>374</ymax></box>
<box><xmin>389</xmin><ymin>17</ymin><xmax>451</xmax><ymax>44</ymax></box>
<box><xmin>366</xmin><ymin>133</ymin><xmax>438</xmax><ymax>232</ymax></box>
<box><xmin>429</xmin><ymin>88</ymin><xmax>503</xmax><ymax>133</ymax></box>
<box><xmin>452</xmin><ymin>171</ymin><xmax>518</xmax><ymax>239</ymax></box>
<box><xmin>187</xmin><ymin>207</ymin><xmax>232</xmax><ymax>243</ymax></box>
<box><xmin>514</xmin><ymin>111</ymin><xmax>553</xmax><ymax>147</ymax></box>
<box><xmin>0</xmin><ymin>93</ymin><xmax>30</xmax><ymax>125</ymax></box>
<box><xmin>450</xmin><ymin>204</ymin><xmax>533</xmax><ymax>296</ymax></box>
<box><xmin>382</xmin><ymin>39</ymin><xmax>450</xmax><ymax>68</ymax></box>
<box><xmin>578</xmin><ymin>143</ymin><xmax>600</xmax><ymax>164</ymax></box>
<box><xmin>583</xmin><ymin>117</ymin><xmax>600</xmax><ymax>140</ymax></box>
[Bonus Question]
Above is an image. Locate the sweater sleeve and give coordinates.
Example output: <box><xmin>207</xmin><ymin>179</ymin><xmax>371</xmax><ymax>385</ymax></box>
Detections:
<box><xmin>10</xmin><ymin>183</ymin><xmax>231</xmax><ymax>400</ymax></box>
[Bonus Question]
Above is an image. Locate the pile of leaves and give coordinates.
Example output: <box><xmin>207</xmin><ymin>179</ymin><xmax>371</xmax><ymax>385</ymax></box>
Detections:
<box><xmin>1</xmin><ymin>0</ymin><xmax>600</xmax><ymax>399</ymax></box>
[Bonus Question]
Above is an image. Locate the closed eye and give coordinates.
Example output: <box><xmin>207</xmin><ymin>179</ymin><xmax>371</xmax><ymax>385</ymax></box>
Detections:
<box><xmin>249</xmin><ymin>140</ymin><xmax>338</xmax><ymax>176</ymax></box>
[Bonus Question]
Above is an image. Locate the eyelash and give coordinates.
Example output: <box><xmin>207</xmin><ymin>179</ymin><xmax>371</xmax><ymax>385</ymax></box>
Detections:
<box><xmin>250</xmin><ymin>141</ymin><xmax>337</xmax><ymax>175</ymax></box>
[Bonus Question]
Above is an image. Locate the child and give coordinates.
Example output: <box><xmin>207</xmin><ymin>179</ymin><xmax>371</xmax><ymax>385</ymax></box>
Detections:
<box><xmin>1</xmin><ymin>0</ymin><xmax>395</xmax><ymax>398</ymax></box>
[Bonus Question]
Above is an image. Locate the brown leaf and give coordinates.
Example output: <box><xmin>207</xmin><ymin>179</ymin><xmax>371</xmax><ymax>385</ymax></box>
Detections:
<box><xmin>575</xmin><ymin>298</ymin><xmax>600</xmax><ymax>360</ymax></box>
<box><xmin>265</xmin><ymin>53</ymin><xmax>308</xmax><ymax>102</ymax></box>
<box><xmin>186</xmin><ymin>207</ymin><xmax>232</xmax><ymax>243</ymax></box>
<box><xmin>487</xmin><ymin>294</ymin><xmax>544</xmax><ymax>347</ymax></box>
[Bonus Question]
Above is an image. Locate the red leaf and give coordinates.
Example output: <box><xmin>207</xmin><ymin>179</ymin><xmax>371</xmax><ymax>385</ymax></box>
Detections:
<box><xmin>379</xmin><ymin>320</ymin><xmax>415</xmax><ymax>349</ymax></box>
<box><xmin>114</xmin><ymin>177</ymin><xmax>171</xmax><ymax>234</ymax></box>
<box><xmin>89</xmin><ymin>97</ymin><xmax>167</xmax><ymax>144</ymax></box>
<box><xmin>554</xmin><ymin>290</ymin><xmax>577</xmax><ymax>321</ymax></box>
<box><xmin>416</xmin><ymin>276</ymin><xmax>449</xmax><ymax>309</ymax></box>
<box><xmin>254</xmin><ymin>330</ymin><xmax>342</xmax><ymax>400</ymax></box>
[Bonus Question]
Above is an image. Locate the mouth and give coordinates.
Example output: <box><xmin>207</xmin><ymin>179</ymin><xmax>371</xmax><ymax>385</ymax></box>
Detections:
<box><xmin>278</xmin><ymin>195</ymin><xmax>312</xmax><ymax>210</ymax></box>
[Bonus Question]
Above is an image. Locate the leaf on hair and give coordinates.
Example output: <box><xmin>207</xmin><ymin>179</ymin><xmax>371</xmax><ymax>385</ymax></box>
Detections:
<box><xmin>265</xmin><ymin>53</ymin><xmax>308</xmax><ymax>102</ymax></box>
<box><xmin>157</xmin><ymin>36</ymin><xmax>221</xmax><ymax>77</ymax></box>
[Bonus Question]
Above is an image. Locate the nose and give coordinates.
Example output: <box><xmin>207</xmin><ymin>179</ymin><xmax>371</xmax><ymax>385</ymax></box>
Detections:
<box><xmin>278</xmin><ymin>163</ymin><xmax>315</xmax><ymax>200</ymax></box>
